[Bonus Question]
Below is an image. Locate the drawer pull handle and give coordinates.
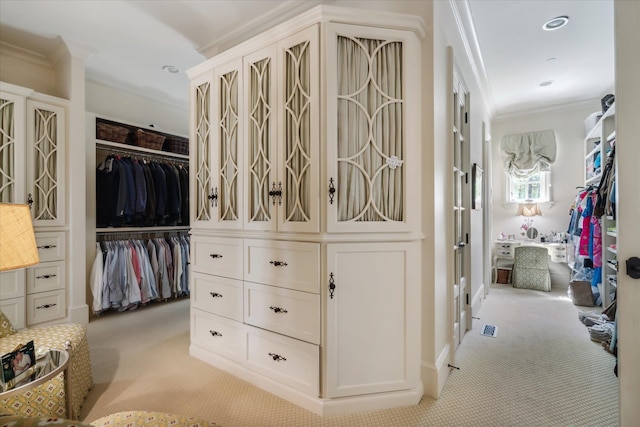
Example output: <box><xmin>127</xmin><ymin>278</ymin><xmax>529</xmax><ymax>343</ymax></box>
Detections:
<box><xmin>36</xmin><ymin>303</ymin><xmax>57</xmax><ymax>310</ymax></box>
<box><xmin>269</xmin><ymin>306</ymin><xmax>288</xmax><ymax>314</ymax></box>
<box><xmin>36</xmin><ymin>274</ymin><xmax>57</xmax><ymax>279</ymax></box>
<box><xmin>269</xmin><ymin>260</ymin><xmax>288</xmax><ymax>267</ymax></box>
<box><xmin>37</xmin><ymin>245</ymin><xmax>57</xmax><ymax>250</ymax></box>
<box><xmin>209</xmin><ymin>330</ymin><xmax>223</xmax><ymax>337</ymax></box>
<box><xmin>268</xmin><ymin>352</ymin><xmax>286</xmax><ymax>362</ymax></box>
<box><xmin>210</xmin><ymin>292</ymin><xmax>223</xmax><ymax>298</ymax></box>
<box><xmin>210</xmin><ymin>254</ymin><xmax>223</xmax><ymax>259</ymax></box>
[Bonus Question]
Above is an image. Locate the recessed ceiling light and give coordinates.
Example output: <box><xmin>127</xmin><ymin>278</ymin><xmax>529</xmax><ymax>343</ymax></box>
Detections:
<box><xmin>540</xmin><ymin>80</ymin><xmax>554</xmax><ymax>87</ymax></box>
<box><xmin>162</xmin><ymin>65</ymin><xmax>180</xmax><ymax>74</ymax></box>
<box><xmin>543</xmin><ymin>16</ymin><xmax>569</xmax><ymax>31</ymax></box>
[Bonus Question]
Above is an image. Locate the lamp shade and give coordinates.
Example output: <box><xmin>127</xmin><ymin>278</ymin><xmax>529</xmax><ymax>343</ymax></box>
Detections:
<box><xmin>516</xmin><ymin>202</ymin><xmax>542</xmax><ymax>217</ymax></box>
<box><xmin>0</xmin><ymin>203</ymin><xmax>40</xmax><ymax>271</ymax></box>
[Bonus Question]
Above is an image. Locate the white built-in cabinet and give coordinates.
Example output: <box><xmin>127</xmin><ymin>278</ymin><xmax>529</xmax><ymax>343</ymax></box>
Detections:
<box><xmin>188</xmin><ymin>6</ymin><xmax>424</xmax><ymax>416</ymax></box>
<box><xmin>0</xmin><ymin>82</ymin><xmax>68</xmax><ymax>328</ymax></box>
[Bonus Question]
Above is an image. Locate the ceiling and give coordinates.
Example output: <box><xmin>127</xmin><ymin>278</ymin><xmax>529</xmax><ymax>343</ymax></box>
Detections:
<box><xmin>0</xmin><ymin>0</ymin><xmax>615</xmax><ymax>117</ymax></box>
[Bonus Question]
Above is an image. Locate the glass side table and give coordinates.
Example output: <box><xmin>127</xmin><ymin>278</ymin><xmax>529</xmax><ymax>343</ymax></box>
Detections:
<box><xmin>0</xmin><ymin>348</ymin><xmax>71</xmax><ymax>417</ymax></box>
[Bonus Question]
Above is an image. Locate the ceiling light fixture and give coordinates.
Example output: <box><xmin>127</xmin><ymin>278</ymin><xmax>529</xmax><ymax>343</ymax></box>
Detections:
<box><xmin>540</xmin><ymin>80</ymin><xmax>554</xmax><ymax>87</ymax></box>
<box><xmin>543</xmin><ymin>16</ymin><xmax>569</xmax><ymax>31</ymax></box>
<box><xmin>162</xmin><ymin>65</ymin><xmax>180</xmax><ymax>74</ymax></box>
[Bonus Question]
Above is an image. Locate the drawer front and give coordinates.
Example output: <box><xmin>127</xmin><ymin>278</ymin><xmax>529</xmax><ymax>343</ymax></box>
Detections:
<box><xmin>244</xmin><ymin>282</ymin><xmax>320</xmax><ymax>344</ymax></box>
<box><xmin>550</xmin><ymin>253</ymin><xmax>567</xmax><ymax>263</ymax></box>
<box><xmin>191</xmin><ymin>272</ymin><xmax>243</xmax><ymax>322</ymax></box>
<box><xmin>496</xmin><ymin>248</ymin><xmax>514</xmax><ymax>258</ymax></box>
<box><xmin>191</xmin><ymin>309</ymin><xmax>246</xmax><ymax>361</ymax></box>
<box><xmin>246</xmin><ymin>326</ymin><xmax>319</xmax><ymax>396</ymax></box>
<box><xmin>35</xmin><ymin>232</ymin><xmax>66</xmax><ymax>262</ymax></box>
<box><xmin>0</xmin><ymin>297</ymin><xmax>26</xmax><ymax>330</ymax></box>
<box><xmin>548</xmin><ymin>245</ymin><xmax>566</xmax><ymax>256</ymax></box>
<box><xmin>191</xmin><ymin>236</ymin><xmax>243</xmax><ymax>279</ymax></box>
<box><xmin>0</xmin><ymin>270</ymin><xmax>25</xmax><ymax>300</ymax></box>
<box><xmin>27</xmin><ymin>261</ymin><xmax>65</xmax><ymax>294</ymax></box>
<box><xmin>496</xmin><ymin>242</ymin><xmax>516</xmax><ymax>250</ymax></box>
<box><xmin>244</xmin><ymin>240</ymin><xmax>319</xmax><ymax>293</ymax></box>
<box><xmin>27</xmin><ymin>289</ymin><xmax>66</xmax><ymax>325</ymax></box>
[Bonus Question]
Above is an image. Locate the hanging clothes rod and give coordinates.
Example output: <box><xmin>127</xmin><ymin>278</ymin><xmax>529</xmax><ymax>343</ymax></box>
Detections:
<box><xmin>96</xmin><ymin>144</ymin><xmax>189</xmax><ymax>165</ymax></box>
<box><xmin>96</xmin><ymin>227</ymin><xmax>190</xmax><ymax>241</ymax></box>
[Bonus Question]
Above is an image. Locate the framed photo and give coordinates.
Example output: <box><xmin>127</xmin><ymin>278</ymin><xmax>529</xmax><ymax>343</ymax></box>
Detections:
<box><xmin>1</xmin><ymin>340</ymin><xmax>36</xmax><ymax>389</ymax></box>
<box><xmin>472</xmin><ymin>163</ymin><xmax>483</xmax><ymax>210</ymax></box>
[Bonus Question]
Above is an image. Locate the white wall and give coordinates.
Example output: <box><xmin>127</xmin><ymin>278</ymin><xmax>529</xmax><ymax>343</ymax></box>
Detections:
<box><xmin>491</xmin><ymin>101</ymin><xmax>602</xmax><ymax>240</ymax></box>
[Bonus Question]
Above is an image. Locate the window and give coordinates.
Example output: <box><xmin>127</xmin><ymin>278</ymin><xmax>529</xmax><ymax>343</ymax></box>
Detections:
<box><xmin>506</xmin><ymin>170</ymin><xmax>550</xmax><ymax>203</ymax></box>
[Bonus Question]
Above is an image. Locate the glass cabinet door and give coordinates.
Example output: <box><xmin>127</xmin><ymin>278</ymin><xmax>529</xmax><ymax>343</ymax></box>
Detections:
<box><xmin>192</xmin><ymin>77</ymin><xmax>214</xmax><ymax>228</ymax></box>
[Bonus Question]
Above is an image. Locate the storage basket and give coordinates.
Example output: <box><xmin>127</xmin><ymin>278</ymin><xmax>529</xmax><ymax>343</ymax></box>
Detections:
<box><xmin>496</xmin><ymin>268</ymin><xmax>512</xmax><ymax>284</ymax></box>
<box><xmin>132</xmin><ymin>129</ymin><xmax>166</xmax><ymax>150</ymax></box>
<box><xmin>164</xmin><ymin>137</ymin><xmax>189</xmax><ymax>155</ymax></box>
<box><xmin>96</xmin><ymin>122</ymin><xmax>129</xmax><ymax>143</ymax></box>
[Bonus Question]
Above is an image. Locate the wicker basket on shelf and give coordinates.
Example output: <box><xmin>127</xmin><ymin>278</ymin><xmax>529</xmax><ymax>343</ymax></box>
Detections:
<box><xmin>132</xmin><ymin>129</ymin><xmax>166</xmax><ymax>150</ymax></box>
<box><xmin>164</xmin><ymin>137</ymin><xmax>189</xmax><ymax>155</ymax></box>
<box><xmin>96</xmin><ymin>122</ymin><xmax>129</xmax><ymax>143</ymax></box>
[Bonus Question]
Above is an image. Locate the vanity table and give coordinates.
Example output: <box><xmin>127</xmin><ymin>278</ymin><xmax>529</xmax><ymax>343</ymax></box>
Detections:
<box><xmin>492</xmin><ymin>240</ymin><xmax>567</xmax><ymax>283</ymax></box>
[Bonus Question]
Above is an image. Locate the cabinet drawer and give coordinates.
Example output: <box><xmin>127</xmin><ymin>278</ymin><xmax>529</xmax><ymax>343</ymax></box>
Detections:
<box><xmin>27</xmin><ymin>261</ymin><xmax>65</xmax><ymax>294</ymax></box>
<box><xmin>27</xmin><ymin>289</ymin><xmax>66</xmax><ymax>325</ymax></box>
<box><xmin>0</xmin><ymin>297</ymin><xmax>25</xmax><ymax>330</ymax></box>
<box><xmin>35</xmin><ymin>232</ymin><xmax>65</xmax><ymax>262</ymax></box>
<box><xmin>191</xmin><ymin>272</ymin><xmax>243</xmax><ymax>322</ymax></box>
<box><xmin>246</xmin><ymin>326</ymin><xmax>319</xmax><ymax>396</ymax></box>
<box><xmin>550</xmin><ymin>253</ymin><xmax>567</xmax><ymax>263</ymax></box>
<box><xmin>191</xmin><ymin>236</ymin><xmax>243</xmax><ymax>279</ymax></box>
<box><xmin>191</xmin><ymin>309</ymin><xmax>246</xmax><ymax>361</ymax></box>
<box><xmin>244</xmin><ymin>282</ymin><xmax>320</xmax><ymax>344</ymax></box>
<box><xmin>244</xmin><ymin>240</ymin><xmax>319</xmax><ymax>293</ymax></box>
<box><xmin>496</xmin><ymin>248</ymin><xmax>514</xmax><ymax>258</ymax></box>
<box><xmin>548</xmin><ymin>245</ymin><xmax>566</xmax><ymax>256</ymax></box>
<box><xmin>0</xmin><ymin>270</ymin><xmax>25</xmax><ymax>300</ymax></box>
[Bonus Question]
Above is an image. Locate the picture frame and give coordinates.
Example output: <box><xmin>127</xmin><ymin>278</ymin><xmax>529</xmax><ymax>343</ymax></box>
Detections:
<box><xmin>472</xmin><ymin>163</ymin><xmax>483</xmax><ymax>210</ymax></box>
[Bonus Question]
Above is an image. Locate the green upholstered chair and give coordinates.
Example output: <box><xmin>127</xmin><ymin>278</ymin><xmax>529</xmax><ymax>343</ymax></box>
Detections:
<box><xmin>512</xmin><ymin>246</ymin><xmax>551</xmax><ymax>292</ymax></box>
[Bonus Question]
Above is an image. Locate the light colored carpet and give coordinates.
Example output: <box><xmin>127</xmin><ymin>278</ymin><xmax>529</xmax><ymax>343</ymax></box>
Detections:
<box><xmin>79</xmin><ymin>283</ymin><xmax>619</xmax><ymax>426</ymax></box>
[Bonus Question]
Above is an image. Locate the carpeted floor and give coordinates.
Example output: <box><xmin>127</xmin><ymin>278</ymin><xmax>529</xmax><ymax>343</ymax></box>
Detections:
<box><xmin>79</xmin><ymin>283</ymin><xmax>619</xmax><ymax>426</ymax></box>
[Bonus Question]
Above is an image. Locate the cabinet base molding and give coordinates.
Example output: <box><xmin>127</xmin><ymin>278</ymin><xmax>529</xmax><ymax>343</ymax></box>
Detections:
<box><xmin>190</xmin><ymin>344</ymin><xmax>423</xmax><ymax>416</ymax></box>
<box><xmin>421</xmin><ymin>343</ymin><xmax>451</xmax><ymax>399</ymax></box>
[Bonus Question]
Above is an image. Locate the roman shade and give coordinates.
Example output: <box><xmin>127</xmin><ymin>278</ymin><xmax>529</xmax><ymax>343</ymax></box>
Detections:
<box><xmin>500</xmin><ymin>130</ymin><xmax>556</xmax><ymax>177</ymax></box>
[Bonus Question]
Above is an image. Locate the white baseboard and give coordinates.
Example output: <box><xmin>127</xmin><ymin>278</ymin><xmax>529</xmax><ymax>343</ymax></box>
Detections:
<box><xmin>421</xmin><ymin>343</ymin><xmax>451</xmax><ymax>398</ymax></box>
<box><xmin>471</xmin><ymin>284</ymin><xmax>485</xmax><ymax>318</ymax></box>
<box><xmin>68</xmin><ymin>304</ymin><xmax>89</xmax><ymax>325</ymax></box>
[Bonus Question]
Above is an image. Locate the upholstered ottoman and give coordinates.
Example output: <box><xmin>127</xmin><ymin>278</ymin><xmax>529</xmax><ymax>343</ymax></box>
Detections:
<box><xmin>90</xmin><ymin>411</ymin><xmax>216</xmax><ymax>426</ymax></box>
<box><xmin>0</xmin><ymin>323</ymin><xmax>93</xmax><ymax>419</ymax></box>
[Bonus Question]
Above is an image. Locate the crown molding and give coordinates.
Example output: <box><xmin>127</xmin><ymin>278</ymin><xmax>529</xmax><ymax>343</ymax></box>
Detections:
<box><xmin>86</xmin><ymin>74</ymin><xmax>188</xmax><ymax>111</ymax></box>
<box><xmin>492</xmin><ymin>98</ymin><xmax>601</xmax><ymax>122</ymax></box>
<box><xmin>448</xmin><ymin>0</ymin><xmax>495</xmax><ymax>118</ymax></box>
<box><xmin>0</xmin><ymin>41</ymin><xmax>52</xmax><ymax>70</ymax></box>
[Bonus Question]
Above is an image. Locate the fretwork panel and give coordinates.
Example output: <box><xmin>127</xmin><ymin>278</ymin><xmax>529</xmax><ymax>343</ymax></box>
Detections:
<box><xmin>0</xmin><ymin>97</ymin><xmax>16</xmax><ymax>202</ymax></box>
<box><xmin>336</xmin><ymin>36</ymin><xmax>404</xmax><ymax>223</ymax></box>
<box><xmin>219</xmin><ymin>70</ymin><xmax>239</xmax><ymax>222</ymax></box>
<box><xmin>31</xmin><ymin>107</ymin><xmax>58</xmax><ymax>221</ymax></box>
<box><xmin>247</xmin><ymin>57</ymin><xmax>273</xmax><ymax>223</ymax></box>
<box><xmin>195</xmin><ymin>82</ymin><xmax>212</xmax><ymax>222</ymax></box>
<box><xmin>283</xmin><ymin>41</ymin><xmax>312</xmax><ymax>223</ymax></box>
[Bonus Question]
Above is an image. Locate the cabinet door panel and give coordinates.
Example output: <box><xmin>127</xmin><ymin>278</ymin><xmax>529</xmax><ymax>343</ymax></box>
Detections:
<box><xmin>325</xmin><ymin>24</ymin><xmax>420</xmax><ymax>233</ymax></box>
<box><xmin>211</xmin><ymin>60</ymin><xmax>243</xmax><ymax>229</ymax></box>
<box><xmin>244</xmin><ymin>45</ymin><xmax>277</xmax><ymax>231</ymax></box>
<box><xmin>0</xmin><ymin>90</ymin><xmax>26</xmax><ymax>204</ymax></box>
<box><xmin>27</xmin><ymin>100</ymin><xmax>65</xmax><ymax>226</ymax></box>
<box><xmin>277</xmin><ymin>25</ymin><xmax>319</xmax><ymax>233</ymax></box>
<box><xmin>326</xmin><ymin>242</ymin><xmax>419</xmax><ymax>398</ymax></box>
<box><xmin>191</xmin><ymin>75</ymin><xmax>215</xmax><ymax>228</ymax></box>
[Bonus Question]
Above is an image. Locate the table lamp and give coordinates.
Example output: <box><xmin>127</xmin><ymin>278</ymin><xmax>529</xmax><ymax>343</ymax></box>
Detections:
<box><xmin>516</xmin><ymin>202</ymin><xmax>542</xmax><ymax>240</ymax></box>
<box><xmin>0</xmin><ymin>203</ymin><xmax>40</xmax><ymax>271</ymax></box>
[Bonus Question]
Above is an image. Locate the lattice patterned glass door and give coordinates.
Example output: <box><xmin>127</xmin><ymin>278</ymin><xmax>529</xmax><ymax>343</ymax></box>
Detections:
<box><xmin>27</xmin><ymin>101</ymin><xmax>64</xmax><ymax>226</ymax></box>
<box><xmin>0</xmin><ymin>92</ymin><xmax>26</xmax><ymax>204</ymax></box>
<box><xmin>193</xmin><ymin>80</ymin><xmax>212</xmax><ymax>225</ymax></box>
<box><xmin>212</xmin><ymin>62</ymin><xmax>242</xmax><ymax>229</ymax></box>
<box><xmin>334</xmin><ymin>35</ymin><xmax>405</xmax><ymax>227</ymax></box>
<box><xmin>245</xmin><ymin>46</ymin><xmax>276</xmax><ymax>231</ymax></box>
<box><xmin>278</xmin><ymin>27</ymin><xmax>318</xmax><ymax>232</ymax></box>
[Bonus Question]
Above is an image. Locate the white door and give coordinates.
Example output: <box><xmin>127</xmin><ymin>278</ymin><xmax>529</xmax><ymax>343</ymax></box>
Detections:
<box><xmin>325</xmin><ymin>242</ymin><xmax>419</xmax><ymax>398</ymax></box>
<box><xmin>450</xmin><ymin>54</ymin><xmax>471</xmax><ymax>349</ymax></box>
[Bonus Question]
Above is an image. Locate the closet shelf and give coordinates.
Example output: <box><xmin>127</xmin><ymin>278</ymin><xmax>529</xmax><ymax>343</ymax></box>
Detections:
<box><xmin>96</xmin><ymin>226</ymin><xmax>190</xmax><ymax>233</ymax></box>
<box><xmin>585</xmin><ymin>174</ymin><xmax>601</xmax><ymax>185</ymax></box>
<box><xmin>96</xmin><ymin>140</ymin><xmax>188</xmax><ymax>161</ymax></box>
